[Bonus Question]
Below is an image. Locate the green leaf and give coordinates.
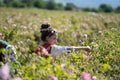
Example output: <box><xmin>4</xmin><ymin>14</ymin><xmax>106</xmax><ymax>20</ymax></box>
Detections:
<box><xmin>103</xmin><ymin>63</ymin><xmax>109</xmax><ymax>73</ymax></box>
<box><xmin>0</xmin><ymin>48</ymin><xmax>6</xmax><ymax>54</ymax></box>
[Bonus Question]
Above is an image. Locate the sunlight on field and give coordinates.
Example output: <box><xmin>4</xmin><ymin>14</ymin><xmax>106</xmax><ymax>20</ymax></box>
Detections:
<box><xmin>0</xmin><ymin>8</ymin><xmax>120</xmax><ymax>80</ymax></box>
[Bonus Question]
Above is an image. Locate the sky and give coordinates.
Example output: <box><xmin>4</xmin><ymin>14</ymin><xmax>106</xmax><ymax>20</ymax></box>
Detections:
<box><xmin>55</xmin><ymin>0</ymin><xmax>120</xmax><ymax>8</ymax></box>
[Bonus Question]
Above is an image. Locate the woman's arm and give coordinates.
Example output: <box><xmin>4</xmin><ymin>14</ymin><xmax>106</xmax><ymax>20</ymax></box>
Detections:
<box><xmin>67</xmin><ymin>46</ymin><xmax>91</xmax><ymax>56</ymax></box>
<box><xmin>72</xmin><ymin>46</ymin><xmax>91</xmax><ymax>52</ymax></box>
<box><xmin>51</xmin><ymin>45</ymin><xmax>91</xmax><ymax>56</ymax></box>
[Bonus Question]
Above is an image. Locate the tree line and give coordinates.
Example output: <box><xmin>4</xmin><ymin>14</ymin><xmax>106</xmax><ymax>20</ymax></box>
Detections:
<box><xmin>83</xmin><ymin>4</ymin><xmax>120</xmax><ymax>13</ymax></box>
<box><xmin>0</xmin><ymin>0</ymin><xmax>120</xmax><ymax>13</ymax></box>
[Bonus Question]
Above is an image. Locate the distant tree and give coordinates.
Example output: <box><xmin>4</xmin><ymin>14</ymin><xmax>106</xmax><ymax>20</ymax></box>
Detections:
<box><xmin>10</xmin><ymin>0</ymin><xmax>26</xmax><ymax>8</ymax></box>
<box><xmin>99</xmin><ymin>4</ymin><xmax>113</xmax><ymax>13</ymax></box>
<box><xmin>90</xmin><ymin>8</ymin><xmax>98</xmax><ymax>12</ymax></box>
<box><xmin>82</xmin><ymin>7</ymin><xmax>98</xmax><ymax>12</ymax></box>
<box><xmin>55</xmin><ymin>3</ymin><xmax>64</xmax><ymax>10</ymax></box>
<box><xmin>0</xmin><ymin>0</ymin><xmax>5</xmax><ymax>7</ymax></box>
<box><xmin>115</xmin><ymin>6</ymin><xmax>120</xmax><ymax>13</ymax></box>
<box><xmin>45</xmin><ymin>0</ymin><xmax>56</xmax><ymax>10</ymax></box>
<box><xmin>21</xmin><ymin>0</ymin><xmax>34</xmax><ymax>7</ymax></box>
<box><xmin>33</xmin><ymin>0</ymin><xmax>45</xmax><ymax>8</ymax></box>
<box><xmin>65</xmin><ymin>3</ymin><xmax>77</xmax><ymax>10</ymax></box>
<box><xmin>3</xmin><ymin>0</ymin><xmax>10</xmax><ymax>7</ymax></box>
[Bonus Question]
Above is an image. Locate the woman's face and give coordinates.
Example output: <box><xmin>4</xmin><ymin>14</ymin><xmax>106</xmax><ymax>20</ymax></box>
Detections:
<box><xmin>47</xmin><ymin>33</ymin><xmax>58</xmax><ymax>44</ymax></box>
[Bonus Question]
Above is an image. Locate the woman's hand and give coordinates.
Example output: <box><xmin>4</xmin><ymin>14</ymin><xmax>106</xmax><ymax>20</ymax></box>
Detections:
<box><xmin>83</xmin><ymin>46</ymin><xmax>91</xmax><ymax>56</ymax></box>
<box><xmin>35</xmin><ymin>46</ymin><xmax>49</xmax><ymax>58</ymax></box>
<box><xmin>83</xmin><ymin>46</ymin><xmax>91</xmax><ymax>52</ymax></box>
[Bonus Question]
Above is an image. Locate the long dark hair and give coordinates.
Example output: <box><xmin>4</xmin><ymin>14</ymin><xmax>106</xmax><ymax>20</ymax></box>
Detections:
<box><xmin>40</xmin><ymin>23</ymin><xmax>56</xmax><ymax>41</ymax></box>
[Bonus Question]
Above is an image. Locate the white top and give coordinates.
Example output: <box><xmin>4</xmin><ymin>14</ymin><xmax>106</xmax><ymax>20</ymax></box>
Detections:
<box><xmin>5</xmin><ymin>45</ymin><xmax>17</xmax><ymax>62</ymax></box>
<box><xmin>50</xmin><ymin>44</ymin><xmax>74</xmax><ymax>56</ymax></box>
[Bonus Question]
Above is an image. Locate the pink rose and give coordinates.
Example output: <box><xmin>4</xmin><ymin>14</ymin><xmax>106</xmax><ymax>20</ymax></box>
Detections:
<box><xmin>81</xmin><ymin>73</ymin><xmax>92</xmax><ymax>80</ymax></box>
<box><xmin>61</xmin><ymin>64</ymin><xmax>66</xmax><ymax>69</ymax></box>
<box><xmin>0</xmin><ymin>64</ymin><xmax>10</xmax><ymax>80</ymax></box>
<box><xmin>49</xmin><ymin>75</ymin><xmax>58</xmax><ymax>80</ymax></box>
<box><xmin>0</xmin><ymin>33</ymin><xmax>3</xmax><ymax>36</ymax></box>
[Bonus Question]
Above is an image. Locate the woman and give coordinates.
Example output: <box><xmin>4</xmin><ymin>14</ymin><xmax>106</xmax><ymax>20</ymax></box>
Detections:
<box><xmin>35</xmin><ymin>23</ymin><xmax>91</xmax><ymax>59</ymax></box>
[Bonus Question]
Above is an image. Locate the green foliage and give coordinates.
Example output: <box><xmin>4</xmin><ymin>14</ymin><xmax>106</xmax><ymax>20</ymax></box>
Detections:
<box><xmin>33</xmin><ymin>0</ymin><xmax>45</xmax><ymax>8</ymax></box>
<box><xmin>65</xmin><ymin>3</ymin><xmax>77</xmax><ymax>10</ymax></box>
<box><xmin>1</xmin><ymin>0</ymin><xmax>119</xmax><ymax>12</ymax></box>
<box><xmin>10</xmin><ymin>1</ymin><xmax>26</xmax><ymax>8</ymax></box>
<box><xmin>0</xmin><ymin>48</ymin><xmax>6</xmax><ymax>54</ymax></box>
<box><xmin>0</xmin><ymin>0</ymin><xmax>67</xmax><ymax>10</ymax></box>
<box><xmin>99</xmin><ymin>4</ymin><xmax>113</xmax><ymax>13</ymax></box>
<box><xmin>21</xmin><ymin>0</ymin><xmax>34</xmax><ymax>7</ymax></box>
<box><xmin>0</xmin><ymin>8</ymin><xmax>120</xmax><ymax>80</ymax></box>
<box><xmin>82</xmin><ymin>7</ymin><xmax>99</xmax><ymax>12</ymax></box>
<box><xmin>115</xmin><ymin>6</ymin><xmax>120</xmax><ymax>13</ymax></box>
<box><xmin>45</xmin><ymin>0</ymin><xmax>56</xmax><ymax>10</ymax></box>
<box><xmin>55</xmin><ymin>3</ymin><xmax>64</xmax><ymax>10</ymax></box>
<box><xmin>0</xmin><ymin>0</ymin><xmax>5</xmax><ymax>7</ymax></box>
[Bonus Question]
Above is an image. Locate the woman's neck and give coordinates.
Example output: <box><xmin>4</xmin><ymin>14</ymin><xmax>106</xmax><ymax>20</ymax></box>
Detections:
<box><xmin>43</xmin><ymin>42</ymin><xmax>56</xmax><ymax>45</ymax></box>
